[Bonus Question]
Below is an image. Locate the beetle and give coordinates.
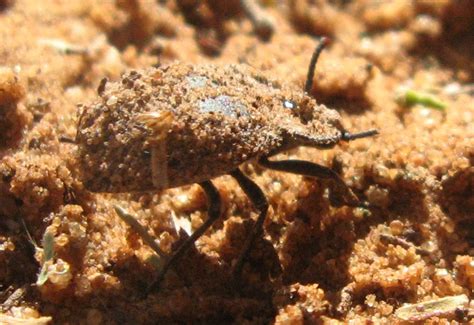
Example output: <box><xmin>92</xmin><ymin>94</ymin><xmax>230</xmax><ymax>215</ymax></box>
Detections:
<box><xmin>76</xmin><ymin>37</ymin><xmax>378</xmax><ymax>287</ymax></box>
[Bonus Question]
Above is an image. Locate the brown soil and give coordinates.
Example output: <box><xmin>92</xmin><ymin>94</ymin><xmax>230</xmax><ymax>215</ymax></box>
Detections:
<box><xmin>0</xmin><ymin>0</ymin><xmax>473</xmax><ymax>324</ymax></box>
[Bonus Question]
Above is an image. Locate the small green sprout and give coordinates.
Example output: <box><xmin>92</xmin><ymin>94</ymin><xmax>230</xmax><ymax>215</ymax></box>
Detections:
<box><xmin>396</xmin><ymin>88</ymin><xmax>446</xmax><ymax>111</ymax></box>
<box><xmin>37</xmin><ymin>231</ymin><xmax>55</xmax><ymax>286</ymax></box>
<box><xmin>21</xmin><ymin>219</ymin><xmax>57</xmax><ymax>286</ymax></box>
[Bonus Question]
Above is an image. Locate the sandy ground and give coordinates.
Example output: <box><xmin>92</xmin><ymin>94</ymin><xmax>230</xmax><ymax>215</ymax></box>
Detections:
<box><xmin>0</xmin><ymin>0</ymin><xmax>473</xmax><ymax>323</ymax></box>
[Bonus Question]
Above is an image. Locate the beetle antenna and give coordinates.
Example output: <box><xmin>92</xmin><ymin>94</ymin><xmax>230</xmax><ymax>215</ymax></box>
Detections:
<box><xmin>304</xmin><ymin>37</ymin><xmax>330</xmax><ymax>94</ymax></box>
<box><xmin>341</xmin><ymin>129</ymin><xmax>379</xmax><ymax>141</ymax></box>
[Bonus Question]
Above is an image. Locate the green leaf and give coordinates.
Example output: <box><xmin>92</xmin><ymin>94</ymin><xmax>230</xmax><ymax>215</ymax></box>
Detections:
<box><xmin>397</xmin><ymin>89</ymin><xmax>446</xmax><ymax>111</ymax></box>
<box><xmin>42</xmin><ymin>231</ymin><xmax>55</xmax><ymax>262</ymax></box>
<box><xmin>37</xmin><ymin>264</ymin><xmax>50</xmax><ymax>286</ymax></box>
<box><xmin>37</xmin><ymin>231</ymin><xmax>55</xmax><ymax>286</ymax></box>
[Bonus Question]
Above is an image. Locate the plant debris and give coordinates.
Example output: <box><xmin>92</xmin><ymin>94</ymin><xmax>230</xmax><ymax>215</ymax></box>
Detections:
<box><xmin>394</xmin><ymin>294</ymin><xmax>470</xmax><ymax>321</ymax></box>
<box><xmin>114</xmin><ymin>205</ymin><xmax>167</xmax><ymax>259</ymax></box>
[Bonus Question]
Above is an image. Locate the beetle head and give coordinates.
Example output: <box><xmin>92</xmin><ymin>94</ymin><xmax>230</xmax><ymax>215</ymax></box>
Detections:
<box><xmin>277</xmin><ymin>95</ymin><xmax>346</xmax><ymax>149</ymax></box>
<box><xmin>278</xmin><ymin>98</ymin><xmax>377</xmax><ymax>148</ymax></box>
<box><xmin>277</xmin><ymin>37</ymin><xmax>378</xmax><ymax>149</ymax></box>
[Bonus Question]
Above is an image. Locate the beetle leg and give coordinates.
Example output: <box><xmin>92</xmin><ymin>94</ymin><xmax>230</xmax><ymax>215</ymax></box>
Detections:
<box><xmin>136</xmin><ymin>111</ymin><xmax>174</xmax><ymax>189</ymax></box>
<box><xmin>151</xmin><ymin>180</ymin><xmax>221</xmax><ymax>289</ymax></box>
<box><xmin>149</xmin><ymin>141</ymin><xmax>169</xmax><ymax>189</ymax></box>
<box><xmin>230</xmin><ymin>168</ymin><xmax>269</xmax><ymax>280</ymax></box>
<box><xmin>259</xmin><ymin>156</ymin><xmax>360</xmax><ymax>206</ymax></box>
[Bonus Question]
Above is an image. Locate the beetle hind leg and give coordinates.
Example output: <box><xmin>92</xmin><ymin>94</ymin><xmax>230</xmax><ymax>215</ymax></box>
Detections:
<box><xmin>230</xmin><ymin>168</ymin><xmax>269</xmax><ymax>280</ymax></box>
<box><xmin>259</xmin><ymin>156</ymin><xmax>360</xmax><ymax>206</ymax></box>
<box><xmin>149</xmin><ymin>180</ymin><xmax>222</xmax><ymax>291</ymax></box>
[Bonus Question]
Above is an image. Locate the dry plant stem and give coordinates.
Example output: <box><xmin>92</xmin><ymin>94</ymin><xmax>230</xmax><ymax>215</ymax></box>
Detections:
<box><xmin>230</xmin><ymin>168</ymin><xmax>269</xmax><ymax>279</ymax></box>
<box><xmin>21</xmin><ymin>218</ymin><xmax>37</xmax><ymax>247</ymax></box>
<box><xmin>379</xmin><ymin>233</ymin><xmax>431</xmax><ymax>256</ymax></box>
<box><xmin>259</xmin><ymin>156</ymin><xmax>360</xmax><ymax>206</ymax></box>
<box><xmin>395</xmin><ymin>294</ymin><xmax>470</xmax><ymax>321</ymax></box>
<box><xmin>114</xmin><ymin>205</ymin><xmax>167</xmax><ymax>258</ymax></box>
<box><xmin>0</xmin><ymin>313</ymin><xmax>52</xmax><ymax>324</ymax></box>
<box><xmin>1</xmin><ymin>286</ymin><xmax>26</xmax><ymax>312</ymax></box>
<box><xmin>150</xmin><ymin>180</ymin><xmax>221</xmax><ymax>289</ymax></box>
<box><xmin>240</xmin><ymin>0</ymin><xmax>274</xmax><ymax>40</ymax></box>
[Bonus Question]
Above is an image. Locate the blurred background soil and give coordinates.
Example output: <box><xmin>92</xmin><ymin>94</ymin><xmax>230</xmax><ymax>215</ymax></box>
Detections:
<box><xmin>0</xmin><ymin>0</ymin><xmax>473</xmax><ymax>323</ymax></box>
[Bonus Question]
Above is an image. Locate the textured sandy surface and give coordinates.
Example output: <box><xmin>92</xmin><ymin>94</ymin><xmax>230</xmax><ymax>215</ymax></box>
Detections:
<box><xmin>0</xmin><ymin>0</ymin><xmax>473</xmax><ymax>323</ymax></box>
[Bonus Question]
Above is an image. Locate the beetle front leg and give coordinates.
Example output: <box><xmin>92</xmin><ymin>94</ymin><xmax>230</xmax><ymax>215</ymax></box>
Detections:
<box><xmin>230</xmin><ymin>168</ymin><xmax>269</xmax><ymax>280</ymax></box>
<box><xmin>259</xmin><ymin>156</ymin><xmax>360</xmax><ymax>206</ymax></box>
<box><xmin>150</xmin><ymin>180</ymin><xmax>221</xmax><ymax>290</ymax></box>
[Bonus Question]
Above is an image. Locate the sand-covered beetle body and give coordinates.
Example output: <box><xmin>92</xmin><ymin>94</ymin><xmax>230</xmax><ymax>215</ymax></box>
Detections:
<box><xmin>76</xmin><ymin>39</ymin><xmax>377</xmax><ymax>288</ymax></box>
<box><xmin>77</xmin><ymin>63</ymin><xmax>344</xmax><ymax>193</ymax></box>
